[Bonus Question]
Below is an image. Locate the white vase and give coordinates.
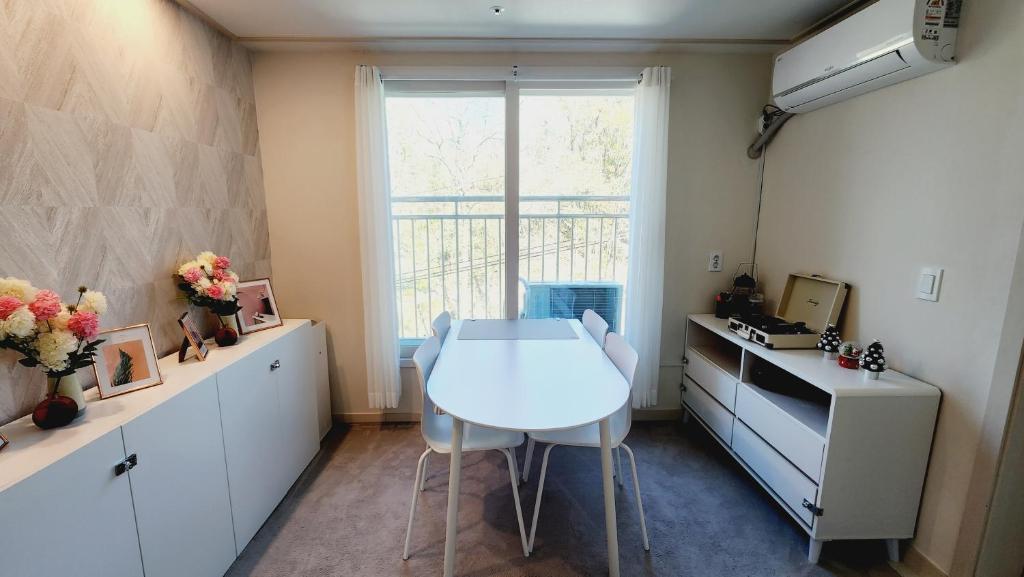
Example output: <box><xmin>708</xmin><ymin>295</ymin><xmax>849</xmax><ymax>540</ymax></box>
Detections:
<box><xmin>49</xmin><ymin>373</ymin><xmax>86</xmax><ymax>416</ymax></box>
<box><xmin>219</xmin><ymin>315</ymin><xmax>239</xmax><ymax>332</ymax></box>
<box><xmin>864</xmin><ymin>370</ymin><xmax>881</xmax><ymax>381</ymax></box>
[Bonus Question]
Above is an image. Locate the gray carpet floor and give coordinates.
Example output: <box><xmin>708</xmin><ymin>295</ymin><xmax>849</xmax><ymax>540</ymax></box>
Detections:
<box><xmin>225</xmin><ymin>421</ymin><xmax>901</xmax><ymax>577</ymax></box>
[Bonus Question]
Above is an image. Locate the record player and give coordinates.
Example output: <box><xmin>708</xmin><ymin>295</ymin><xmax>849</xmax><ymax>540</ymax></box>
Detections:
<box><xmin>728</xmin><ymin>273</ymin><xmax>848</xmax><ymax>349</ymax></box>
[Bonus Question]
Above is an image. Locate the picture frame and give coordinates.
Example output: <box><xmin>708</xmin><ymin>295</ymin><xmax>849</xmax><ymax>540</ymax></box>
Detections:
<box><xmin>0</xmin><ymin>432</ymin><xmax>8</xmax><ymax>453</ymax></box>
<box><xmin>178</xmin><ymin>312</ymin><xmax>208</xmax><ymax>362</ymax></box>
<box><xmin>235</xmin><ymin>278</ymin><xmax>283</xmax><ymax>334</ymax></box>
<box><xmin>93</xmin><ymin>324</ymin><xmax>164</xmax><ymax>399</ymax></box>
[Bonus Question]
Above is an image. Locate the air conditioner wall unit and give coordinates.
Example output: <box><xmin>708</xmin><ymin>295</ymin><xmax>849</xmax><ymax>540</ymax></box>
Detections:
<box><xmin>773</xmin><ymin>0</ymin><xmax>961</xmax><ymax>113</ymax></box>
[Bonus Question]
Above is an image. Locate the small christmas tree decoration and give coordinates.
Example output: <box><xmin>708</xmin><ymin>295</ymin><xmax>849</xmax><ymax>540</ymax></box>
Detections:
<box><xmin>860</xmin><ymin>340</ymin><xmax>887</xmax><ymax>380</ymax></box>
<box><xmin>817</xmin><ymin>324</ymin><xmax>842</xmax><ymax>360</ymax></box>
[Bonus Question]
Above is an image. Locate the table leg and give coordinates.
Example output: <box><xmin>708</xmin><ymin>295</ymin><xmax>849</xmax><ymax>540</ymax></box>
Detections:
<box><xmin>599</xmin><ymin>418</ymin><xmax>620</xmax><ymax>577</ymax></box>
<box><xmin>443</xmin><ymin>417</ymin><xmax>465</xmax><ymax>577</ymax></box>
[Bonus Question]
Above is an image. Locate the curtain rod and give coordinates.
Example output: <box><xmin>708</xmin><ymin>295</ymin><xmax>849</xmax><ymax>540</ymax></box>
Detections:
<box><xmin>375</xmin><ymin>65</ymin><xmax>645</xmax><ymax>82</ymax></box>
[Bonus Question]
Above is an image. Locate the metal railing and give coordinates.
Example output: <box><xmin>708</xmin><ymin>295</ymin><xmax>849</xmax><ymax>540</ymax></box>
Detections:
<box><xmin>392</xmin><ymin>195</ymin><xmax>629</xmax><ymax>339</ymax></box>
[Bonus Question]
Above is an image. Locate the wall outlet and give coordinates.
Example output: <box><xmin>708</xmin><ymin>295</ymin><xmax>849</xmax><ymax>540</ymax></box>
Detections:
<box><xmin>708</xmin><ymin>251</ymin><xmax>723</xmax><ymax>272</ymax></box>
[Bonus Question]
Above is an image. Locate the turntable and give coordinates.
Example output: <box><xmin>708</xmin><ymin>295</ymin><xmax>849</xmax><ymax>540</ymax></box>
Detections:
<box><xmin>728</xmin><ymin>273</ymin><xmax>848</xmax><ymax>349</ymax></box>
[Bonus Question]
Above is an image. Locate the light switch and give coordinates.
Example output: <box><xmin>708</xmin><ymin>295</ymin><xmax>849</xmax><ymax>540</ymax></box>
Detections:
<box><xmin>916</xmin><ymin>267</ymin><xmax>943</xmax><ymax>302</ymax></box>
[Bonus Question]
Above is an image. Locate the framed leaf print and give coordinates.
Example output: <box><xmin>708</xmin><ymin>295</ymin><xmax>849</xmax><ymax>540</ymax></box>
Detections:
<box><xmin>93</xmin><ymin>324</ymin><xmax>163</xmax><ymax>399</ymax></box>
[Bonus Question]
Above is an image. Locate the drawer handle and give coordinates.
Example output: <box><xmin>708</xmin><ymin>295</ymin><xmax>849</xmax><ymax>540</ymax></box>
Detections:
<box><xmin>802</xmin><ymin>499</ymin><xmax>824</xmax><ymax>516</ymax></box>
<box><xmin>270</xmin><ymin>360</ymin><xmax>281</xmax><ymax>371</ymax></box>
<box><xmin>114</xmin><ymin>453</ymin><xmax>139</xmax><ymax>476</ymax></box>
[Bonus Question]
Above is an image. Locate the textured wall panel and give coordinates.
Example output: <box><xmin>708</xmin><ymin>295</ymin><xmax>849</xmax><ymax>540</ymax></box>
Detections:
<box><xmin>0</xmin><ymin>0</ymin><xmax>270</xmax><ymax>425</ymax></box>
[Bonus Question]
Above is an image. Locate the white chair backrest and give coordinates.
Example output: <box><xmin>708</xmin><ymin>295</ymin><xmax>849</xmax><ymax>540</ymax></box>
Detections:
<box><xmin>604</xmin><ymin>332</ymin><xmax>638</xmax><ymax>435</ymax></box>
<box><xmin>582</xmin><ymin>309</ymin><xmax>609</xmax><ymax>347</ymax></box>
<box><xmin>604</xmin><ymin>332</ymin><xmax>638</xmax><ymax>388</ymax></box>
<box><xmin>431</xmin><ymin>311</ymin><xmax>452</xmax><ymax>342</ymax></box>
<box><xmin>412</xmin><ymin>336</ymin><xmax>441</xmax><ymax>396</ymax></box>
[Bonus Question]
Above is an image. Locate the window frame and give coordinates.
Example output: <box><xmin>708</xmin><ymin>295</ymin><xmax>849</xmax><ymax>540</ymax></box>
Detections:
<box><xmin>383</xmin><ymin>73</ymin><xmax>638</xmax><ymax>350</ymax></box>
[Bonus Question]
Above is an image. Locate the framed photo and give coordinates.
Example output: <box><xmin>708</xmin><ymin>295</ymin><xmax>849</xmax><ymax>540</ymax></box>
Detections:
<box><xmin>0</xmin><ymin>432</ymin><xmax>8</xmax><ymax>453</ymax></box>
<box><xmin>178</xmin><ymin>312</ymin><xmax>208</xmax><ymax>361</ymax></box>
<box><xmin>235</xmin><ymin>278</ymin><xmax>283</xmax><ymax>334</ymax></box>
<box><xmin>93</xmin><ymin>324</ymin><xmax>164</xmax><ymax>399</ymax></box>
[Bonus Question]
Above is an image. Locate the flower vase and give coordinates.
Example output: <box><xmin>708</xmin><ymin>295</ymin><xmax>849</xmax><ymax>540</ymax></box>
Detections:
<box><xmin>864</xmin><ymin>370</ymin><xmax>881</xmax><ymax>381</ymax></box>
<box><xmin>51</xmin><ymin>373</ymin><xmax>86</xmax><ymax>417</ymax></box>
<box><xmin>216</xmin><ymin>315</ymin><xmax>240</xmax><ymax>347</ymax></box>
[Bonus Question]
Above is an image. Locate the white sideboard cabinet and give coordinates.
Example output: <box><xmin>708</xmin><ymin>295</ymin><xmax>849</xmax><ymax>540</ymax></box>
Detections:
<box><xmin>0</xmin><ymin>319</ymin><xmax>325</xmax><ymax>577</ymax></box>
<box><xmin>682</xmin><ymin>314</ymin><xmax>940</xmax><ymax>563</ymax></box>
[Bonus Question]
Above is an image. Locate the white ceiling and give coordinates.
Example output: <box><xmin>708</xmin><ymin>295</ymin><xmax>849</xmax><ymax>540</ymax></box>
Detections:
<box><xmin>183</xmin><ymin>0</ymin><xmax>854</xmax><ymax>42</ymax></box>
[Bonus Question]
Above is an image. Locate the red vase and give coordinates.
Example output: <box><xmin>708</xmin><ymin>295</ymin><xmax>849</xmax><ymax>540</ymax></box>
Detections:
<box><xmin>32</xmin><ymin>395</ymin><xmax>79</xmax><ymax>430</ymax></box>
<box><xmin>215</xmin><ymin>326</ymin><xmax>238</xmax><ymax>347</ymax></box>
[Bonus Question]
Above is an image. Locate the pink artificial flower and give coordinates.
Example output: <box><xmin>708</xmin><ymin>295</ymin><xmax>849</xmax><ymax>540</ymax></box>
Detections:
<box><xmin>212</xmin><ymin>269</ymin><xmax>228</xmax><ymax>281</ymax></box>
<box><xmin>28</xmin><ymin>290</ymin><xmax>62</xmax><ymax>321</ymax></box>
<box><xmin>0</xmin><ymin>295</ymin><xmax>21</xmax><ymax>320</ymax></box>
<box><xmin>67</xmin><ymin>311</ymin><xmax>100</xmax><ymax>340</ymax></box>
<box><xmin>213</xmin><ymin>256</ymin><xmax>231</xmax><ymax>270</ymax></box>
<box><xmin>205</xmin><ymin>284</ymin><xmax>225</xmax><ymax>300</ymax></box>
<box><xmin>182</xmin><ymin>267</ymin><xmax>203</xmax><ymax>284</ymax></box>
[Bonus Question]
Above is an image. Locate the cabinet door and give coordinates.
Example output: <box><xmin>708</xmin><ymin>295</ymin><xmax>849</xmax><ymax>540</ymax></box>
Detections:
<box><xmin>217</xmin><ymin>342</ymin><xmax>285</xmax><ymax>553</ymax></box>
<box><xmin>122</xmin><ymin>376</ymin><xmax>236</xmax><ymax>577</ymax></box>
<box><xmin>274</xmin><ymin>324</ymin><xmax>319</xmax><ymax>488</ymax></box>
<box><xmin>0</xmin><ymin>428</ymin><xmax>144</xmax><ymax>577</ymax></box>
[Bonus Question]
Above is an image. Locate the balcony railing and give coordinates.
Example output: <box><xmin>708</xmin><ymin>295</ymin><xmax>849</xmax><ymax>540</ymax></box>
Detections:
<box><xmin>392</xmin><ymin>195</ymin><xmax>629</xmax><ymax>339</ymax></box>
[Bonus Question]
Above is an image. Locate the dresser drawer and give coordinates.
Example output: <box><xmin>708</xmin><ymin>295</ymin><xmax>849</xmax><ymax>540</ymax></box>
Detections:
<box><xmin>733</xmin><ymin>421</ymin><xmax>819</xmax><ymax>528</ymax></box>
<box><xmin>685</xmin><ymin>347</ymin><xmax>738</xmax><ymax>411</ymax></box>
<box><xmin>682</xmin><ymin>376</ymin><xmax>734</xmax><ymax>444</ymax></box>
<box><xmin>735</xmin><ymin>383</ymin><xmax>826</xmax><ymax>481</ymax></box>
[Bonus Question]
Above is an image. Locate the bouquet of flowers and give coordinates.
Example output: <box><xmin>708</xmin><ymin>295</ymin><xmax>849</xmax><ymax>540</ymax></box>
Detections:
<box><xmin>176</xmin><ymin>251</ymin><xmax>241</xmax><ymax>319</ymax></box>
<box><xmin>0</xmin><ymin>279</ymin><xmax>107</xmax><ymax>377</ymax></box>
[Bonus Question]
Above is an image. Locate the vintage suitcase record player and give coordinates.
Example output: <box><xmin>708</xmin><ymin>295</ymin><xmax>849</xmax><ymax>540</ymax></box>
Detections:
<box><xmin>728</xmin><ymin>273</ymin><xmax>848</xmax><ymax>349</ymax></box>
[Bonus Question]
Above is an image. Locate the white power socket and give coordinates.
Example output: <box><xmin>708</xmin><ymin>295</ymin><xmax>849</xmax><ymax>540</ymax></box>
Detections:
<box><xmin>708</xmin><ymin>251</ymin><xmax>723</xmax><ymax>272</ymax></box>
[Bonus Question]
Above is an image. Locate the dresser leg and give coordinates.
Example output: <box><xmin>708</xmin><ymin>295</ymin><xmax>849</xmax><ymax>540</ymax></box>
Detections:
<box><xmin>808</xmin><ymin>538</ymin><xmax>823</xmax><ymax>563</ymax></box>
<box><xmin>682</xmin><ymin>408</ymin><xmax>691</xmax><ymax>424</ymax></box>
<box><xmin>886</xmin><ymin>539</ymin><xmax>900</xmax><ymax>562</ymax></box>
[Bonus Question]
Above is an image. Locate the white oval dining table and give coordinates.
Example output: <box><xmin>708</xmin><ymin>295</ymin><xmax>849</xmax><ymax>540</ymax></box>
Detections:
<box><xmin>428</xmin><ymin>319</ymin><xmax>631</xmax><ymax>577</ymax></box>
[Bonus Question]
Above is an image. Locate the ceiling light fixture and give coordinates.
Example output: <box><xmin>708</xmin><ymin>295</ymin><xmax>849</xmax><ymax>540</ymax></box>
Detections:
<box><xmin>490</xmin><ymin>5</ymin><xmax>505</xmax><ymax>15</ymax></box>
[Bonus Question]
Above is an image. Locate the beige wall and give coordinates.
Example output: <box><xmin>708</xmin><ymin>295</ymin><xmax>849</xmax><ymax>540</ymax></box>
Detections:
<box><xmin>0</xmin><ymin>0</ymin><xmax>269</xmax><ymax>425</ymax></box>
<box><xmin>252</xmin><ymin>50</ymin><xmax>770</xmax><ymax>420</ymax></box>
<box><xmin>755</xmin><ymin>0</ymin><xmax>1024</xmax><ymax>573</ymax></box>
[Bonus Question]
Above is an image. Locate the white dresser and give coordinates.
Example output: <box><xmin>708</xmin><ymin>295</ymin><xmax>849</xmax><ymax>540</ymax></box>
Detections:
<box><xmin>0</xmin><ymin>319</ymin><xmax>327</xmax><ymax>577</ymax></box>
<box><xmin>682</xmin><ymin>314</ymin><xmax>940</xmax><ymax>563</ymax></box>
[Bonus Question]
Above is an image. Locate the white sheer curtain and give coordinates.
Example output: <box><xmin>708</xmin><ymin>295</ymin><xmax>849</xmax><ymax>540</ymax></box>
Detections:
<box><xmin>625</xmin><ymin>66</ymin><xmax>671</xmax><ymax>408</ymax></box>
<box><xmin>355</xmin><ymin>65</ymin><xmax>401</xmax><ymax>409</ymax></box>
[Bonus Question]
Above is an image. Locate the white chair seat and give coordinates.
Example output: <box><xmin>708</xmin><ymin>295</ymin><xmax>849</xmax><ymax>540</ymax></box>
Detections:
<box><xmin>527</xmin><ymin>408</ymin><xmax>629</xmax><ymax>448</ymax></box>
<box><xmin>423</xmin><ymin>411</ymin><xmax>525</xmax><ymax>454</ymax></box>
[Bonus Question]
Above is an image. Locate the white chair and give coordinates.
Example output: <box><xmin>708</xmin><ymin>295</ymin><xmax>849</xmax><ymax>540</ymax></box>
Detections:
<box><xmin>431</xmin><ymin>311</ymin><xmax>451</xmax><ymax>342</ymax></box>
<box><xmin>403</xmin><ymin>336</ymin><xmax>530</xmax><ymax>559</ymax></box>
<box><xmin>523</xmin><ymin>332</ymin><xmax>649</xmax><ymax>553</ymax></box>
<box><xmin>581</xmin><ymin>309</ymin><xmax>609</xmax><ymax>347</ymax></box>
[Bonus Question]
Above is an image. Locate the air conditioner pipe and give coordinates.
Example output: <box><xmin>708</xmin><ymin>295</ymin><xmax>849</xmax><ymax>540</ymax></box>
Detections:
<box><xmin>747</xmin><ymin>111</ymin><xmax>794</xmax><ymax>159</ymax></box>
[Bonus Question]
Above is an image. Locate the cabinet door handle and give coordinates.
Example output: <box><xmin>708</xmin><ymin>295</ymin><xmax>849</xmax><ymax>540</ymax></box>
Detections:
<box><xmin>270</xmin><ymin>360</ymin><xmax>281</xmax><ymax>371</ymax></box>
<box><xmin>114</xmin><ymin>454</ymin><xmax>139</xmax><ymax>476</ymax></box>
<box><xmin>802</xmin><ymin>499</ymin><xmax>824</xmax><ymax>516</ymax></box>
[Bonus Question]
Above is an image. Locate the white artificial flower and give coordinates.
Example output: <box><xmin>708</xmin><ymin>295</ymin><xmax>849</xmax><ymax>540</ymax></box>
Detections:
<box><xmin>197</xmin><ymin>251</ymin><xmax>217</xmax><ymax>270</ymax></box>
<box><xmin>223</xmin><ymin>281</ymin><xmax>237</xmax><ymax>297</ymax></box>
<box><xmin>36</xmin><ymin>330</ymin><xmax>78</xmax><ymax>372</ymax></box>
<box><xmin>78</xmin><ymin>291</ymin><xmax>107</xmax><ymax>315</ymax></box>
<box><xmin>0</xmin><ymin>277</ymin><xmax>38</xmax><ymax>303</ymax></box>
<box><xmin>50</xmin><ymin>306</ymin><xmax>72</xmax><ymax>331</ymax></box>
<box><xmin>177</xmin><ymin>260</ymin><xmax>200</xmax><ymax>276</ymax></box>
<box><xmin>195</xmin><ymin>277</ymin><xmax>212</xmax><ymax>291</ymax></box>
<box><xmin>3</xmin><ymin>306</ymin><xmax>37</xmax><ymax>338</ymax></box>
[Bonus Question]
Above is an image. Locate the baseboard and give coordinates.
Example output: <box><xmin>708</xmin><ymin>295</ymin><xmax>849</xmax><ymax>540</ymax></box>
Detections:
<box><xmin>335</xmin><ymin>409</ymin><xmax>682</xmax><ymax>424</ymax></box>
<box><xmin>893</xmin><ymin>545</ymin><xmax>948</xmax><ymax>577</ymax></box>
<box><xmin>633</xmin><ymin>408</ymin><xmax>683</xmax><ymax>421</ymax></box>
<box><xmin>334</xmin><ymin>412</ymin><xmax>419</xmax><ymax>424</ymax></box>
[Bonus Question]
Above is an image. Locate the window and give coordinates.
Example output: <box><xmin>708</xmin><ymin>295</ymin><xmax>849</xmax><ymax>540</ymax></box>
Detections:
<box><xmin>385</xmin><ymin>79</ymin><xmax>635</xmax><ymax>341</ymax></box>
